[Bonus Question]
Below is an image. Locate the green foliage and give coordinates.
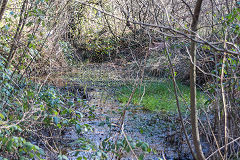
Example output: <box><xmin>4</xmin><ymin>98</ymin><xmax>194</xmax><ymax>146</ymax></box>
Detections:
<box><xmin>84</xmin><ymin>38</ymin><xmax>116</xmax><ymax>63</ymax></box>
<box><xmin>0</xmin><ymin>134</ymin><xmax>45</xmax><ymax>159</ymax></box>
<box><xmin>0</xmin><ymin>54</ymin><xmax>97</xmax><ymax>158</ymax></box>
<box><xmin>59</xmin><ymin>41</ymin><xmax>78</xmax><ymax>65</ymax></box>
<box><xmin>0</xmin><ymin>71</ymin><xmax>46</xmax><ymax>159</ymax></box>
<box><xmin>94</xmin><ymin>135</ymin><xmax>152</xmax><ymax>160</ymax></box>
<box><xmin>225</xmin><ymin>7</ymin><xmax>240</xmax><ymax>36</ymax></box>
<box><xmin>116</xmin><ymin>81</ymin><xmax>207</xmax><ymax>112</ymax></box>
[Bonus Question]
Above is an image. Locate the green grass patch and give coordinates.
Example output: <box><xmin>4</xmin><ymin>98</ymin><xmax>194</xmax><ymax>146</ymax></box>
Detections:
<box><xmin>116</xmin><ymin>80</ymin><xmax>207</xmax><ymax>112</ymax></box>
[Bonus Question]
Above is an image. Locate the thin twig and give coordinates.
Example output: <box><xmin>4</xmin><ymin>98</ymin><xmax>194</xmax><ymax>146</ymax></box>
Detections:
<box><xmin>206</xmin><ymin>137</ymin><xmax>240</xmax><ymax>160</ymax></box>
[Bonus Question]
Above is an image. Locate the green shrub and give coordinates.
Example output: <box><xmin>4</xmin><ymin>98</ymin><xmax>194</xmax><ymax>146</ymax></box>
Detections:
<box><xmin>0</xmin><ymin>55</ymin><xmax>96</xmax><ymax>159</ymax></box>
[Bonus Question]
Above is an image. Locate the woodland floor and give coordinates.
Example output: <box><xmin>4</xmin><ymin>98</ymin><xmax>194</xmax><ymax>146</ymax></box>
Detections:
<box><xmin>43</xmin><ymin>63</ymin><xmax>195</xmax><ymax>160</ymax></box>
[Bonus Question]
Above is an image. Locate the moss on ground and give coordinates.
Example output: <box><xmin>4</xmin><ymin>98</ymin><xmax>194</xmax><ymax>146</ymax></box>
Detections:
<box><xmin>116</xmin><ymin>80</ymin><xmax>207</xmax><ymax>112</ymax></box>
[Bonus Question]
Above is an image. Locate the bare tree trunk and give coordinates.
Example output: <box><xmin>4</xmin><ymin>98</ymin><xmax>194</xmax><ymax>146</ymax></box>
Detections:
<box><xmin>0</xmin><ymin>0</ymin><xmax>8</xmax><ymax>21</ymax></box>
<box><xmin>189</xmin><ymin>0</ymin><xmax>205</xmax><ymax>160</ymax></box>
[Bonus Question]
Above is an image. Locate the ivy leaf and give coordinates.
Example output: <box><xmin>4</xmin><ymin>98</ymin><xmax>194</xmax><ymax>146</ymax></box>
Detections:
<box><xmin>136</xmin><ymin>141</ymin><xmax>143</xmax><ymax>147</ymax></box>
<box><xmin>26</xmin><ymin>22</ymin><xmax>33</xmax><ymax>27</ymax></box>
<box><xmin>141</xmin><ymin>143</ymin><xmax>149</xmax><ymax>152</ymax></box>
<box><xmin>75</xmin><ymin>124</ymin><xmax>82</xmax><ymax>133</ymax></box>
<box><xmin>53</xmin><ymin>116</ymin><xmax>59</xmax><ymax>125</ymax></box>
<box><xmin>4</xmin><ymin>25</ymin><xmax>9</xmax><ymax>31</ymax></box>
<box><xmin>138</xmin><ymin>154</ymin><xmax>144</xmax><ymax>160</ymax></box>
<box><xmin>6</xmin><ymin>139</ymin><xmax>13</xmax><ymax>152</ymax></box>
<box><xmin>0</xmin><ymin>113</ymin><xmax>5</xmax><ymax>119</ymax></box>
<box><xmin>39</xmin><ymin>148</ymin><xmax>45</xmax><ymax>155</ymax></box>
<box><xmin>24</xmin><ymin>142</ymin><xmax>33</xmax><ymax>152</ymax></box>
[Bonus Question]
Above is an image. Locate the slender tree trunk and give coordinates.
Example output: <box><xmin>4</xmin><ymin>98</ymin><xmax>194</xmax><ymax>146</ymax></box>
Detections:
<box><xmin>164</xmin><ymin>41</ymin><xmax>197</xmax><ymax>160</ymax></box>
<box><xmin>0</xmin><ymin>0</ymin><xmax>8</xmax><ymax>21</ymax></box>
<box><xmin>5</xmin><ymin>0</ymin><xmax>28</xmax><ymax>68</ymax></box>
<box><xmin>190</xmin><ymin>0</ymin><xmax>205</xmax><ymax>160</ymax></box>
<box><xmin>221</xmin><ymin>33</ymin><xmax>228</xmax><ymax>160</ymax></box>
